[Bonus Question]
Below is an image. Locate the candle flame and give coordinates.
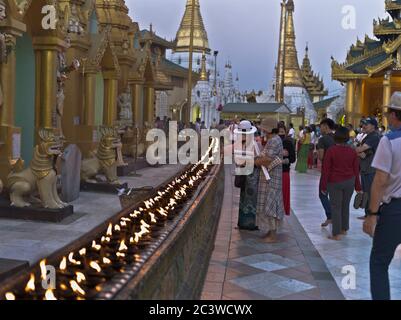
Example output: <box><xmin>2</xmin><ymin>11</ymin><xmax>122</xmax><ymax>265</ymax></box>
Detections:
<box><xmin>79</xmin><ymin>248</ymin><xmax>86</xmax><ymax>256</ymax></box>
<box><xmin>44</xmin><ymin>289</ymin><xmax>57</xmax><ymax>300</ymax></box>
<box><xmin>116</xmin><ymin>252</ymin><xmax>126</xmax><ymax>258</ymax></box>
<box><xmin>5</xmin><ymin>292</ymin><xmax>16</xmax><ymax>300</ymax></box>
<box><xmin>89</xmin><ymin>261</ymin><xmax>101</xmax><ymax>273</ymax></box>
<box><xmin>103</xmin><ymin>257</ymin><xmax>111</xmax><ymax>264</ymax></box>
<box><xmin>25</xmin><ymin>273</ymin><xmax>35</xmax><ymax>292</ymax></box>
<box><xmin>134</xmin><ymin>232</ymin><xmax>141</xmax><ymax>243</ymax></box>
<box><xmin>140</xmin><ymin>220</ymin><xmax>150</xmax><ymax>229</ymax></box>
<box><xmin>76</xmin><ymin>272</ymin><xmax>86</xmax><ymax>283</ymax></box>
<box><xmin>118</xmin><ymin>240</ymin><xmax>128</xmax><ymax>252</ymax></box>
<box><xmin>157</xmin><ymin>208</ymin><xmax>167</xmax><ymax>217</ymax></box>
<box><xmin>70</xmin><ymin>280</ymin><xmax>85</xmax><ymax>296</ymax></box>
<box><xmin>59</xmin><ymin>257</ymin><xmax>67</xmax><ymax>271</ymax></box>
<box><xmin>120</xmin><ymin>221</ymin><xmax>127</xmax><ymax>227</ymax></box>
<box><xmin>68</xmin><ymin>252</ymin><xmax>81</xmax><ymax>265</ymax></box>
<box><xmin>106</xmin><ymin>223</ymin><xmax>113</xmax><ymax>236</ymax></box>
<box><xmin>148</xmin><ymin>212</ymin><xmax>157</xmax><ymax>223</ymax></box>
<box><xmin>40</xmin><ymin>259</ymin><xmax>47</xmax><ymax>280</ymax></box>
<box><xmin>91</xmin><ymin>241</ymin><xmax>101</xmax><ymax>251</ymax></box>
<box><xmin>114</xmin><ymin>225</ymin><xmax>121</xmax><ymax>232</ymax></box>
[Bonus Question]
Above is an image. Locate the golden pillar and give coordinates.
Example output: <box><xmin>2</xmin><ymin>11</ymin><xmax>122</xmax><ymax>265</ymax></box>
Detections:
<box><xmin>84</xmin><ymin>72</ymin><xmax>97</xmax><ymax>126</ymax></box>
<box><xmin>34</xmin><ymin>48</ymin><xmax>58</xmax><ymax>131</ymax></box>
<box><xmin>131</xmin><ymin>83</ymin><xmax>144</xmax><ymax>128</ymax></box>
<box><xmin>346</xmin><ymin>80</ymin><xmax>356</xmax><ymax>125</ymax></box>
<box><xmin>144</xmin><ymin>86</ymin><xmax>155</xmax><ymax>126</ymax></box>
<box><xmin>0</xmin><ymin>35</ymin><xmax>21</xmax><ymax>182</ymax></box>
<box><xmin>103</xmin><ymin>73</ymin><xmax>119</xmax><ymax>126</ymax></box>
<box><xmin>383</xmin><ymin>72</ymin><xmax>391</xmax><ymax>128</ymax></box>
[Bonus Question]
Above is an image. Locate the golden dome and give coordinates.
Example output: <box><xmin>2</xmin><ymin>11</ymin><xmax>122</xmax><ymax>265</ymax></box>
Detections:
<box><xmin>174</xmin><ymin>0</ymin><xmax>210</xmax><ymax>53</ymax></box>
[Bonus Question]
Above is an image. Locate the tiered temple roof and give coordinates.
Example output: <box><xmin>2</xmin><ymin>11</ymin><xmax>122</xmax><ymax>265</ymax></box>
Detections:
<box><xmin>301</xmin><ymin>45</ymin><xmax>328</xmax><ymax>100</ymax></box>
<box><xmin>332</xmin><ymin>0</ymin><xmax>401</xmax><ymax>81</ymax></box>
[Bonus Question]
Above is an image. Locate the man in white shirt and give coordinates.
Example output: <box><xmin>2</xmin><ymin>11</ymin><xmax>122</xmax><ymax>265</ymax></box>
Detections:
<box><xmin>288</xmin><ymin>123</ymin><xmax>296</xmax><ymax>139</ymax></box>
<box><xmin>363</xmin><ymin>92</ymin><xmax>401</xmax><ymax>300</ymax></box>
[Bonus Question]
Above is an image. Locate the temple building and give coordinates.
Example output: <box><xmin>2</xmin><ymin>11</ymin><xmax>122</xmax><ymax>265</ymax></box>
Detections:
<box><xmin>275</xmin><ymin>0</ymin><xmax>318</xmax><ymax>124</ymax></box>
<box><xmin>0</xmin><ymin>0</ymin><xmax>195</xmax><ymax>183</ymax></box>
<box><xmin>258</xmin><ymin>0</ymin><xmax>323</xmax><ymax>124</ymax></box>
<box><xmin>331</xmin><ymin>0</ymin><xmax>401</xmax><ymax>127</ymax></box>
<box><xmin>169</xmin><ymin>0</ymin><xmax>242</xmax><ymax>127</ymax></box>
<box><xmin>301</xmin><ymin>45</ymin><xmax>328</xmax><ymax>103</ymax></box>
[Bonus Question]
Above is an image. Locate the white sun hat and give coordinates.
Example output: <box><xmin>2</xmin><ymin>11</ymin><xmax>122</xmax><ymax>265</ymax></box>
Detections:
<box><xmin>388</xmin><ymin>92</ymin><xmax>401</xmax><ymax>111</ymax></box>
<box><xmin>234</xmin><ymin>120</ymin><xmax>257</xmax><ymax>135</ymax></box>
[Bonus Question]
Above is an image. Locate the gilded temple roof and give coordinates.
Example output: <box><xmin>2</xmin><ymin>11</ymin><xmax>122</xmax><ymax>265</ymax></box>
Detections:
<box><xmin>301</xmin><ymin>45</ymin><xmax>328</xmax><ymax>98</ymax></box>
<box><xmin>139</xmin><ymin>29</ymin><xmax>174</xmax><ymax>50</ymax></box>
<box><xmin>313</xmin><ymin>96</ymin><xmax>339</xmax><ymax>111</ymax></box>
<box><xmin>173</xmin><ymin>0</ymin><xmax>210</xmax><ymax>53</ymax></box>
<box><xmin>331</xmin><ymin>1</ymin><xmax>401</xmax><ymax>81</ymax></box>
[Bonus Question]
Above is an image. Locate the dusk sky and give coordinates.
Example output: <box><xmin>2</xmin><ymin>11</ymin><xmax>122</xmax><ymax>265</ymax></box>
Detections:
<box><xmin>127</xmin><ymin>0</ymin><xmax>386</xmax><ymax>95</ymax></box>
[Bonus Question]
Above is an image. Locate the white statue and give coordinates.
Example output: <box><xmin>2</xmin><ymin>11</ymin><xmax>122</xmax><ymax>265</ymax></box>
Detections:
<box><xmin>118</xmin><ymin>86</ymin><xmax>133</xmax><ymax>125</ymax></box>
<box><xmin>56</xmin><ymin>37</ymin><xmax>80</xmax><ymax>137</ymax></box>
<box><xmin>68</xmin><ymin>3</ymin><xmax>84</xmax><ymax>35</ymax></box>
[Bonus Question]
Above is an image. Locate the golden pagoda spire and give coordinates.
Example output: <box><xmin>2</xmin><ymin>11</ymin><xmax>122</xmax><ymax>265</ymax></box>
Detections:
<box><xmin>200</xmin><ymin>50</ymin><xmax>208</xmax><ymax>81</ymax></box>
<box><xmin>174</xmin><ymin>0</ymin><xmax>210</xmax><ymax>53</ymax></box>
<box><xmin>275</xmin><ymin>0</ymin><xmax>287</xmax><ymax>103</ymax></box>
<box><xmin>283</xmin><ymin>0</ymin><xmax>304</xmax><ymax>87</ymax></box>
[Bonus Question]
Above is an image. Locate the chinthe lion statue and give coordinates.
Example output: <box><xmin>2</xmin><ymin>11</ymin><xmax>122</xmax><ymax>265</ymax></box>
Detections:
<box><xmin>7</xmin><ymin>129</ymin><xmax>67</xmax><ymax>209</ymax></box>
<box><xmin>81</xmin><ymin>127</ymin><xmax>122</xmax><ymax>184</ymax></box>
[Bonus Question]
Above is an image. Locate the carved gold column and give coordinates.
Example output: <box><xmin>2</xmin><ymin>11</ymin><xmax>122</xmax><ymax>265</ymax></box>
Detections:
<box><xmin>103</xmin><ymin>72</ymin><xmax>119</xmax><ymax>126</ymax></box>
<box><xmin>346</xmin><ymin>80</ymin><xmax>356</xmax><ymax>126</ymax></box>
<box><xmin>131</xmin><ymin>83</ymin><xmax>144</xmax><ymax>128</ymax></box>
<box><xmin>383</xmin><ymin>71</ymin><xmax>391</xmax><ymax>128</ymax></box>
<box><xmin>84</xmin><ymin>71</ymin><xmax>97</xmax><ymax>126</ymax></box>
<box><xmin>33</xmin><ymin>37</ymin><xmax>61</xmax><ymax>133</ymax></box>
<box><xmin>0</xmin><ymin>35</ymin><xmax>20</xmax><ymax>182</ymax></box>
<box><xmin>144</xmin><ymin>86</ymin><xmax>155</xmax><ymax>126</ymax></box>
<box><xmin>0</xmin><ymin>37</ymin><xmax>16</xmax><ymax>126</ymax></box>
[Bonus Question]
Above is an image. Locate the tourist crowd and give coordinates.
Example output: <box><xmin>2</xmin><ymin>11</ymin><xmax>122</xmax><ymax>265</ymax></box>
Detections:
<box><xmin>230</xmin><ymin>91</ymin><xmax>401</xmax><ymax>300</ymax></box>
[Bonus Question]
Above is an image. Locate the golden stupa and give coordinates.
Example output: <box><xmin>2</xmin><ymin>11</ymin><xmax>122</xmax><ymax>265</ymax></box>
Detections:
<box><xmin>174</xmin><ymin>0</ymin><xmax>210</xmax><ymax>53</ymax></box>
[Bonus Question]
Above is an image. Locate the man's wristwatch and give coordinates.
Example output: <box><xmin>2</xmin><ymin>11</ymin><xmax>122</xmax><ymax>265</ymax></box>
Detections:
<box><xmin>367</xmin><ymin>209</ymin><xmax>379</xmax><ymax>216</ymax></box>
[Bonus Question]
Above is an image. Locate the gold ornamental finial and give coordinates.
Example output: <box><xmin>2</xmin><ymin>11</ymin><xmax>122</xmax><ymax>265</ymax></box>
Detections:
<box><xmin>174</xmin><ymin>0</ymin><xmax>210</xmax><ymax>53</ymax></box>
<box><xmin>200</xmin><ymin>50</ymin><xmax>208</xmax><ymax>81</ymax></box>
<box><xmin>283</xmin><ymin>0</ymin><xmax>304</xmax><ymax>87</ymax></box>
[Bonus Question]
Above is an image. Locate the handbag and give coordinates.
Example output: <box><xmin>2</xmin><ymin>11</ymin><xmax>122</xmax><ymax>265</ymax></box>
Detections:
<box><xmin>234</xmin><ymin>175</ymin><xmax>246</xmax><ymax>188</ymax></box>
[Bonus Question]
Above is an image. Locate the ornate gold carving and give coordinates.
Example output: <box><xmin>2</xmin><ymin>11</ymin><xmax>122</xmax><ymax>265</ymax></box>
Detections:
<box><xmin>7</xmin><ymin>129</ymin><xmax>67</xmax><ymax>209</ymax></box>
<box><xmin>385</xmin><ymin>0</ymin><xmax>401</xmax><ymax>12</ymax></box>
<box><xmin>366</xmin><ymin>56</ymin><xmax>395</xmax><ymax>76</ymax></box>
<box><xmin>383</xmin><ymin>35</ymin><xmax>401</xmax><ymax>54</ymax></box>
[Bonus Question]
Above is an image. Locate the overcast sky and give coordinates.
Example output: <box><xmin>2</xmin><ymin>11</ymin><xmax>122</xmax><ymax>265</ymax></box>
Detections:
<box><xmin>127</xmin><ymin>0</ymin><xmax>387</xmax><ymax>95</ymax></box>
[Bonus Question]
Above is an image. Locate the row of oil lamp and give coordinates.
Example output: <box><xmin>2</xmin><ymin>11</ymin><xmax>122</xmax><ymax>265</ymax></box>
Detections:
<box><xmin>3</xmin><ymin>138</ymin><xmax>220</xmax><ymax>300</ymax></box>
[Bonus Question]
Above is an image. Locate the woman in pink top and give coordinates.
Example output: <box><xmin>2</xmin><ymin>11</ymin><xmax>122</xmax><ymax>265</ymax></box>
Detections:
<box><xmin>321</xmin><ymin>126</ymin><xmax>362</xmax><ymax>240</ymax></box>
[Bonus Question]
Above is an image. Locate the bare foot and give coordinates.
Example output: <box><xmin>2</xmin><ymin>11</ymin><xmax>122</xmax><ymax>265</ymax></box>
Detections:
<box><xmin>321</xmin><ymin>219</ymin><xmax>332</xmax><ymax>227</ymax></box>
<box><xmin>328</xmin><ymin>235</ymin><xmax>342</xmax><ymax>241</ymax></box>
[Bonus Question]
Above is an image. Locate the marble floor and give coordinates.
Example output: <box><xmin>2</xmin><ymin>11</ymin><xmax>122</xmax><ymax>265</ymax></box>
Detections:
<box><xmin>201</xmin><ymin>166</ymin><xmax>343</xmax><ymax>300</ymax></box>
<box><xmin>0</xmin><ymin>164</ymin><xmax>184</xmax><ymax>266</ymax></box>
<box><xmin>291</xmin><ymin>170</ymin><xmax>401</xmax><ymax>300</ymax></box>
<box><xmin>202</xmin><ymin>165</ymin><xmax>401</xmax><ymax>300</ymax></box>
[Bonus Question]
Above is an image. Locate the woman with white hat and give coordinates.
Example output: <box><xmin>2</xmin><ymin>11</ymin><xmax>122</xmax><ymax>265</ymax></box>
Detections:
<box><xmin>234</xmin><ymin>120</ymin><xmax>260</xmax><ymax>230</ymax></box>
<box><xmin>255</xmin><ymin>118</ymin><xmax>285</xmax><ymax>243</ymax></box>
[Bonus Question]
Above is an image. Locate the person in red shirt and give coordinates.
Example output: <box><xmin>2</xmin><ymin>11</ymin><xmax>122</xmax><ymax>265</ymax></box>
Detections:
<box><xmin>321</xmin><ymin>126</ymin><xmax>362</xmax><ymax>240</ymax></box>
